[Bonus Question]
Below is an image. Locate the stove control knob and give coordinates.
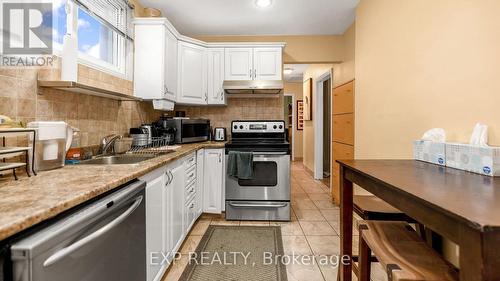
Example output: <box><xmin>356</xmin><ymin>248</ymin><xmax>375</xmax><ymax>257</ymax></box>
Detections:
<box><xmin>233</xmin><ymin>125</ymin><xmax>237</xmax><ymax>130</ymax></box>
<box><xmin>279</xmin><ymin>125</ymin><xmax>283</xmax><ymax>129</ymax></box>
<box><xmin>273</xmin><ymin>125</ymin><xmax>277</xmax><ymax>129</ymax></box>
<box><xmin>239</xmin><ymin>125</ymin><xmax>244</xmax><ymax>129</ymax></box>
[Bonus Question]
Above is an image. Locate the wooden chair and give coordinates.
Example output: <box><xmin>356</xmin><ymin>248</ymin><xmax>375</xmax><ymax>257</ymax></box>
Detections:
<box><xmin>353</xmin><ymin>195</ymin><xmax>426</xmax><ymax>236</ymax></box>
<box><xmin>357</xmin><ymin>220</ymin><xmax>458</xmax><ymax>281</ymax></box>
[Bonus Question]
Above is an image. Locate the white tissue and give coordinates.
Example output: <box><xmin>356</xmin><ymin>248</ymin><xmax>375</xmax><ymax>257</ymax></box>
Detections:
<box><xmin>470</xmin><ymin>123</ymin><xmax>488</xmax><ymax>146</ymax></box>
<box><xmin>421</xmin><ymin>128</ymin><xmax>446</xmax><ymax>143</ymax></box>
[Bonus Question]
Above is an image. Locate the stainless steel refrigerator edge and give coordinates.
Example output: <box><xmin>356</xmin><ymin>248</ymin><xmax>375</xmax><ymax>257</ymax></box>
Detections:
<box><xmin>11</xmin><ymin>181</ymin><xmax>146</xmax><ymax>281</ymax></box>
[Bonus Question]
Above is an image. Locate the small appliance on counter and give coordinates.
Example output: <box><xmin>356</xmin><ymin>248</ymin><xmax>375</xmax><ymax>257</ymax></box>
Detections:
<box><xmin>164</xmin><ymin>118</ymin><xmax>211</xmax><ymax>144</ymax></box>
<box><xmin>214</xmin><ymin>127</ymin><xmax>227</xmax><ymax>142</ymax></box>
<box><xmin>28</xmin><ymin>121</ymin><xmax>74</xmax><ymax>171</ymax></box>
<box><xmin>129</xmin><ymin>127</ymin><xmax>149</xmax><ymax>147</ymax></box>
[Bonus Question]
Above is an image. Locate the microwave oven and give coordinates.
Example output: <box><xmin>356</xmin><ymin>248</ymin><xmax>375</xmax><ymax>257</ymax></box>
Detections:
<box><xmin>165</xmin><ymin>118</ymin><xmax>211</xmax><ymax>144</ymax></box>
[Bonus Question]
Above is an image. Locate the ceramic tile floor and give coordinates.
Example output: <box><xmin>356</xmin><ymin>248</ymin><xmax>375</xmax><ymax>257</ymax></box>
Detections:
<box><xmin>162</xmin><ymin>161</ymin><xmax>388</xmax><ymax>281</ymax></box>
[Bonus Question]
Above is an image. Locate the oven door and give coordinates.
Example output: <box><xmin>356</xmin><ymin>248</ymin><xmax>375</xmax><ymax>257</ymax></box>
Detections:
<box><xmin>225</xmin><ymin>152</ymin><xmax>290</xmax><ymax>201</ymax></box>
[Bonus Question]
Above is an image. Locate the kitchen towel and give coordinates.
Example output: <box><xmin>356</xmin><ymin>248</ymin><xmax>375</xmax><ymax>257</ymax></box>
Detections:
<box><xmin>227</xmin><ymin>151</ymin><xmax>254</xmax><ymax>179</ymax></box>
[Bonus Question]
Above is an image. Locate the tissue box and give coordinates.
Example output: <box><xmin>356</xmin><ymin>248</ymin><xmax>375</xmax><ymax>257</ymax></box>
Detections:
<box><xmin>445</xmin><ymin>143</ymin><xmax>500</xmax><ymax>176</ymax></box>
<box><xmin>413</xmin><ymin>140</ymin><xmax>446</xmax><ymax>166</ymax></box>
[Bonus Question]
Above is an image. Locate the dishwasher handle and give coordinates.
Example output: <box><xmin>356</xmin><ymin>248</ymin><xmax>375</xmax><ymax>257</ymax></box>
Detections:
<box><xmin>43</xmin><ymin>195</ymin><xmax>143</xmax><ymax>267</ymax></box>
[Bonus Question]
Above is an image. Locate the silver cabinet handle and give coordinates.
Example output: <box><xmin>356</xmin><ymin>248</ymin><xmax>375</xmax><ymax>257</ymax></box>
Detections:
<box><xmin>249</xmin><ymin>69</ymin><xmax>252</xmax><ymax>79</ymax></box>
<box><xmin>220</xmin><ymin>92</ymin><xmax>224</xmax><ymax>101</ymax></box>
<box><xmin>253</xmin><ymin>69</ymin><xmax>257</xmax><ymax>79</ymax></box>
<box><xmin>169</xmin><ymin>171</ymin><xmax>173</xmax><ymax>184</ymax></box>
<box><xmin>43</xmin><ymin>196</ymin><xmax>143</xmax><ymax>267</ymax></box>
<box><xmin>229</xmin><ymin>203</ymin><xmax>287</xmax><ymax>208</ymax></box>
<box><xmin>165</xmin><ymin>170</ymin><xmax>172</xmax><ymax>186</ymax></box>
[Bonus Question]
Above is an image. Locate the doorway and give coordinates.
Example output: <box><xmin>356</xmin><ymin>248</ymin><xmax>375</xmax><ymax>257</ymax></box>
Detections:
<box><xmin>284</xmin><ymin>94</ymin><xmax>294</xmax><ymax>160</ymax></box>
<box><xmin>314</xmin><ymin>70</ymin><xmax>333</xmax><ymax>181</ymax></box>
<box><xmin>322</xmin><ymin>79</ymin><xmax>331</xmax><ymax>179</ymax></box>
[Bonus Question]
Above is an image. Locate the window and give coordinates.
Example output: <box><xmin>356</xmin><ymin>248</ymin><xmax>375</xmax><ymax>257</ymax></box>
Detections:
<box><xmin>54</xmin><ymin>0</ymin><xmax>133</xmax><ymax>78</ymax></box>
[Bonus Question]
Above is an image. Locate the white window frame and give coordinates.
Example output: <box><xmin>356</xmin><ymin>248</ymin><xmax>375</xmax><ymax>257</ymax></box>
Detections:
<box><xmin>58</xmin><ymin>0</ymin><xmax>133</xmax><ymax>80</ymax></box>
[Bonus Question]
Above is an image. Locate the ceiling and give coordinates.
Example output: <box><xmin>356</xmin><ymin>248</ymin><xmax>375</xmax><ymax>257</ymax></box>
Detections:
<box><xmin>140</xmin><ymin>0</ymin><xmax>359</xmax><ymax>36</ymax></box>
<box><xmin>283</xmin><ymin>64</ymin><xmax>309</xmax><ymax>82</ymax></box>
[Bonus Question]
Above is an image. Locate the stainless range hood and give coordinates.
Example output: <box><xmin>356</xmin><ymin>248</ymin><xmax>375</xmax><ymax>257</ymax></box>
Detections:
<box><xmin>223</xmin><ymin>80</ymin><xmax>284</xmax><ymax>98</ymax></box>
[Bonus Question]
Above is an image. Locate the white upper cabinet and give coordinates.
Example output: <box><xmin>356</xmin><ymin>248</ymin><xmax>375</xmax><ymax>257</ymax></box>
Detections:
<box><xmin>207</xmin><ymin>48</ymin><xmax>226</xmax><ymax>105</ymax></box>
<box><xmin>165</xmin><ymin>29</ymin><xmax>178</xmax><ymax>100</ymax></box>
<box><xmin>224</xmin><ymin>48</ymin><xmax>253</xmax><ymax>81</ymax></box>
<box><xmin>133</xmin><ymin>19</ymin><xmax>177</xmax><ymax>101</ymax></box>
<box><xmin>253</xmin><ymin>48</ymin><xmax>282</xmax><ymax>81</ymax></box>
<box><xmin>224</xmin><ymin>47</ymin><xmax>282</xmax><ymax>81</ymax></box>
<box><xmin>177</xmin><ymin>42</ymin><xmax>207</xmax><ymax>105</ymax></box>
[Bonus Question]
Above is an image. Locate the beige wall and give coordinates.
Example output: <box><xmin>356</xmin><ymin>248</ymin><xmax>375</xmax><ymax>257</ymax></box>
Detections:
<box><xmin>356</xmin><ymin>0</ymin><xmax>500</xmax><ymax>161</ymax></box>
<box><xmin>301</xmin><ymin>24</ymin><xmax>356</xmax><ymax>172</ymax></box>
<box><xmin>284</xmin><ymin>82</ymin><xmax>304</xmax><ymax>159</ymax></box>
<box><xmin>355</xmin><ymin>0</ymin><xmax>500</xmax><ymax>266</ymax></box>
<box><xmin>196</xmin><ymin>35</ymin><xmax>345</xmax><ymax>64</ymax></box>
<box><xmin>302</xmin><ymin>64</ymin><xmax>335</xmax><ymax>172</ymax></box>
<box><xmin>333</xmin><ymin>23</ymin><xmax>356</xmax><ymax>88</ymax></box>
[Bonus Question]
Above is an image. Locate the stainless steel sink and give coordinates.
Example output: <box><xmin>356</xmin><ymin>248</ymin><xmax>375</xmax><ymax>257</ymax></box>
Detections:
<box><xmin>79</xmin><ymin>155</ymin><xmax>156</xmax><ymax>165</ymax></box>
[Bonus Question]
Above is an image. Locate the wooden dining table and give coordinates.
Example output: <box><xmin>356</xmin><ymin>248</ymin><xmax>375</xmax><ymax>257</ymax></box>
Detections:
<box><xmin>337</xmin><ymin>160</ymin><xmax>500</xmax><ymax>281</ymax></box>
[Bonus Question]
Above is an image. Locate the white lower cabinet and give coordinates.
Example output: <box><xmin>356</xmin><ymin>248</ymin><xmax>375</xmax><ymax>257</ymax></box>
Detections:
<box><xmin>203</xmin><ymin>149</ymin><xmax>225</xmax><ymax>214</ymax></box>
<box><xmin>196</xmin><ymin>149</ymin><xmax>204</xmax><ymax>216</ymax></box>
<box><xmin>142</xmin><ymin>167</ymin><xmax>168</xmax><ymax>281</ymax></box>
<box><xmin>169</xmin><ymin>162</ymin><xmax>186</xmax><ymax>253</ymax></box>
<box><xmin>144</xmin><ymin>149</ymin><xmax>225</xmax><ymax>280</ymax></box>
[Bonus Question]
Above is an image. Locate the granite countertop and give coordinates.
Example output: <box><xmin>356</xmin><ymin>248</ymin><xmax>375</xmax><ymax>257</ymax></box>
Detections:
<box><xmin>0</xmin><ymin>141</ymin><xmax>225</xmax><ymax>241</ymax></box>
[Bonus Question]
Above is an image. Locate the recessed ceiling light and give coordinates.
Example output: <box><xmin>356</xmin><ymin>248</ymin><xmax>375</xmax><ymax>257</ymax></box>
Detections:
<box><xmin>283</xmin><ymin>68</ymin><xmax>293</xmax><ymax>75</ymax></box>
<box><xmin>255</xmin><ymin>0</ymin><xmax>272</xmax><ymax>8</ymax></box>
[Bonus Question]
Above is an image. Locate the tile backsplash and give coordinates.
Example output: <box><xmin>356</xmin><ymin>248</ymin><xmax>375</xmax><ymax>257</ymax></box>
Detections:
<box><xmin>175</xmin><ymin>97</ymin><xmax>284</xmax><ymax>134</ymax></box>
<box><xmin>0</xmin><ymin>62</ymin><xmax>161</xmax><ymax>147</ymax></box>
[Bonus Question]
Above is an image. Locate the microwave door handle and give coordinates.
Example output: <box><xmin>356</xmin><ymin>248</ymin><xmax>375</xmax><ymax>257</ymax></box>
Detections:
<box><xmin>42</xmin><ymin>196</ymin><xmax>143</xmax><ymax>268</ymax></box>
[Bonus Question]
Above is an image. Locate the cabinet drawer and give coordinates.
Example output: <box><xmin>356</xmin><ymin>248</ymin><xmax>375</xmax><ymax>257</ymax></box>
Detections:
<box><xmin>185</xmin><ymin>181</ymin><xmax>196</xmax><ymax>201</ymax></box>
<box><xmin>332</xmin><ymin>114</ymin><xmax>354</xmax><ymax>145</ymax></box>
<box><xmin>333</xmin><ymin>81</ymin><xmax>354</xmax><ymax>114</ymax></box>
<box><xmin>185</xmin><ymin>166</ymin><xmax>196</xmax><ymax>186</ymax></box>
<box><xmin>185</xmin><ymin>153</ymin><xmax>196</xmax><ymax>169</ymax></box>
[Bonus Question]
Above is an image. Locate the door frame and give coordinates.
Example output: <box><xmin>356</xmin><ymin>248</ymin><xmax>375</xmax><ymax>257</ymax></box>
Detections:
<box><xmin>284</xmin><ymin>93</ymin><xmax>295</xmax><ymax>161</ymax></box>
<box><xmin>314</xmin><ymin>70</ymin><xmax>333</xmax><ymax>180</ymax></box>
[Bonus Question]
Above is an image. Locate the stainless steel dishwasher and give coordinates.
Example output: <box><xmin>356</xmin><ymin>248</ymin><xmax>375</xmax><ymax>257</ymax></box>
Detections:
<box><xmin>11</xmin><ymin>180</ymin><xmax>146</xmax><ymax>281</ymax></box>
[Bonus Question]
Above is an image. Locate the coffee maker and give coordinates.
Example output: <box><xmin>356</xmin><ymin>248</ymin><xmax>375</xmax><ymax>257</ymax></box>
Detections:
<box><xmin>153</xmin><ymin>117</ymin><xmax>176</xmax><ymax>145</ymax></box>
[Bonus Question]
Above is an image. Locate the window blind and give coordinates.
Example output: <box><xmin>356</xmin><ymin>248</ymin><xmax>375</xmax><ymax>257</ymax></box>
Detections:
<box><xmin>74</xmin><ymin>0</ymin><xmax>133</xmax><ymax>40</ymax></box>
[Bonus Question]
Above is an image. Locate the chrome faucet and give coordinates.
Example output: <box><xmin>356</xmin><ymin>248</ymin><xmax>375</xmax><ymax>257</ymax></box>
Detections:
<box><xmin>100</xmin><ymin>134</ymin><xmax>122</xmax><ymax>155</ymax></box>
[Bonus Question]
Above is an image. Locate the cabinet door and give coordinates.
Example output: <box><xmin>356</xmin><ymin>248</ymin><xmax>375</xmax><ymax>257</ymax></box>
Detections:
<box><xmin>143</xmin><ymin>168</ymin><xmax>166</xmax><ymax>281</ymax></box>
<box><xmin>207</xmin><ymin>48</ymin><xmax>226</xmax><ymax>105</ymax></box>
<box><xmin>169</xmin><ymin>162</ymin><xmax>186</xmax><ymax>252</ymax></box>
<box><xmin>224</xmin><ymin>48</ymin><xmax>253</xmax><ymax>80</ymax></box>
<box><xmin>177</xmin><ymin>42</ymin><xmax>207</xmax><ymax>104</ymax></box>
<box><xmin>196</xmin><ymin>149</ymin><xmax>204</xmax><ymax>216</ymax></box>
<box><xmin>253</xmin><ymin>47</ymin><xmax>282</xmax><ymax>81</ymax></box>
<box><xmin>164</xmin><ymin>29</ymin><xmax>178</xmax><ymax>101</ymax></box>
<box><xmin>134</xmin><ymin>23</ymin><xmax>166</xmax><ymax>100</ymax></box>
<box><xmin>203</xmin><ymin>149</ymin><xmax>223</xmax><ymax>214</ymax></box>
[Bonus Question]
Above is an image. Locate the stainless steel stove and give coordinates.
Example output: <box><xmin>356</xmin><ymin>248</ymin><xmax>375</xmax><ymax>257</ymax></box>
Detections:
<box><xmin>225</xmin><ymin>120</ymin><xmax>291</xmax><ymax>221</ymax></box>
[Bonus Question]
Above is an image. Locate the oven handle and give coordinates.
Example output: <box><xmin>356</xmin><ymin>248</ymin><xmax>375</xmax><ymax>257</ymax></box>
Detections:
<box><xmin>252</xmin><ymin>152</ymin><xmax>288</xmax><ymax>156</ymax></box>
<box><xmin>229</xmin><ymin>203</ymin><xmax>288</xmax><ymax>208</ymax></box>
